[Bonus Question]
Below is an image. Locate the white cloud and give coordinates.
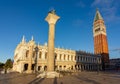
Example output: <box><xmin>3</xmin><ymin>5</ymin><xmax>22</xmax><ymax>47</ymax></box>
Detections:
<box><xmin>91</xmin><ymin>0</ymin><xmax>114</xmax><ymax>8</ymax></box>
<box><xmin>72</xmin><ymin>19</ymin><xmax>83</xmax><ymax>27</ymax></box>
<box><xmin>76</xmin><ymin>1</ymin><xmax>86</xmax><ymax>8</ymax></box>
<box><xmin>91</xmin><ymin>0</ymin><xmax>120</xmax><ymax>22</ymax></box>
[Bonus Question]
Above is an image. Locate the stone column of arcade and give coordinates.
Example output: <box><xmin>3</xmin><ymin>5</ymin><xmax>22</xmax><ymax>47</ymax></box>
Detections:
<box><xmin>45</xmin><ymin>10</ymin><xmax>60</xmax><ymax>78</ymax></box>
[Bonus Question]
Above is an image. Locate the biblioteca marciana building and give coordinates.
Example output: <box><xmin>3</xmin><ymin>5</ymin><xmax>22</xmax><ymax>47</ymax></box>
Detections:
<box><xmin>13</xmin><ymin>9</ymin><xmax>109</xmax><ymax>73</ymax></box>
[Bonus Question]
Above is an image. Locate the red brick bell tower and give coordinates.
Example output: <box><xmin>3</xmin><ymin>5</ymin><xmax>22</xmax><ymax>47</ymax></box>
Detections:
<box><xmin>93</xmin><ymin>9</ymin><xmax>109</xmax><ymax>70</ymax></box>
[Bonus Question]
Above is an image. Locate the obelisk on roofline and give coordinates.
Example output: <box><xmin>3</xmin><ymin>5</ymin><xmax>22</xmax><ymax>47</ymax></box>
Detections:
<box><xmin>45</xmin><ymin>9</ymin><xmax>60</xmax><ymax>71</ymax></box>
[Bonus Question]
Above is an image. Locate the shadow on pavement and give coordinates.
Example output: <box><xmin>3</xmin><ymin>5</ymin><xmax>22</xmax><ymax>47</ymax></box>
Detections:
<box><xmin>0</xmin><ymin>73</ymin><xmax>35</xmax><ymax>81</ymax></box>
<box><xmin>28</xmin><ymin>78</ymin><xmax>45</xmax><ymax>84</ymax></box>
<box><xmin>60</xmin><ymin>82</ymin><xmax>63</xmax><ymax>84</ymax></box>
<box><xmin>74</xmin><ymin>75</ymin><xmax>100</xmax><ymax>84</ymax></box>
<box><xmin>53</xmin><ymin>77</ymin><xmax>57</xmax><ymax>84</ymax></box>
<box><xmin>53</xmin><ymin>77</ymin><xmax>64</xmax><ymax>84</ymax></box>
<box><xmin>110</xmin><ymin>75</ymin><xmax>120</xmax><ymax>78</ymax></box>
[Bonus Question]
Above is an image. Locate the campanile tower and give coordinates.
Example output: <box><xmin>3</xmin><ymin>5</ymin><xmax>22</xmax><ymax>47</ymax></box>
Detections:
<box><xmin>93</xmin><ymin>9</ymin><xmax>109</xmax><ymax>70</ymax></box>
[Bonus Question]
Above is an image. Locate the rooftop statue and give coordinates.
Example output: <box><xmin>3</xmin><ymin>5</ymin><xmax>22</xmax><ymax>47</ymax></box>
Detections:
<box><xmin>49</xmin><ymin>9</ymin><xmax>56</xmax><ymax>15</ymax></box>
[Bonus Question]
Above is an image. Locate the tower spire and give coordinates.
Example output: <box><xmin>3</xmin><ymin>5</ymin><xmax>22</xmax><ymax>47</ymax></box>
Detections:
<box><xmin>31</xmin><ymin>36</ymin><xmax>34</xmax><ymax>41</ymax></box>
<box><xmin>21</xmin><ymin>35</ymin><xmax>25</xmax><ymax>43</ymax></box>
<box><xmin>94</xmin><ymin>8</ymin><xmax>103</xmax><ymax>22</ymax></box>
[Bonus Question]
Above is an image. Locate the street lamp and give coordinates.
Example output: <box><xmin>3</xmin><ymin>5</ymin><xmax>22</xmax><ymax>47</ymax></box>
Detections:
<box><xmin>34</xmin><ymin>46</ymin><xmax>39</xmax><ymax>73</ymax></box>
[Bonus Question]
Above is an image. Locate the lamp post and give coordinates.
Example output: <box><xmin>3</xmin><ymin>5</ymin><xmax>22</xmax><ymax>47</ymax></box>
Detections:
<box><xmin>34</xmin><ymin>46</ymin><xmax>39</xmax><ymax>73</ymax></box>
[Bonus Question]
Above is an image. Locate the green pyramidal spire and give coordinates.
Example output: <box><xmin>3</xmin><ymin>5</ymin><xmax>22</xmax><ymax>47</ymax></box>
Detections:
<box><xmin>94</xmin><ymin>9</ymin><xmax>103</xmax><ymax>22</ymax></box>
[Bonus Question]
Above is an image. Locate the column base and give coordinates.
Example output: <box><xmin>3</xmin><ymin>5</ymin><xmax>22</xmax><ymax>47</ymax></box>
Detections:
<box><xmin>26</xmin><ymin>70</ymin><xmax>33</xmax><ymax>73</ymax></box>
<box><xmin>37</xmin><ymin>71</ymin><xmax>60</xmax><ymax>78</ymax></box>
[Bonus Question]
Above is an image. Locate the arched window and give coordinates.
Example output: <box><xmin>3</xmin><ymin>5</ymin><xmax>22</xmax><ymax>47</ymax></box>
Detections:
<box><xmin>88</xmin><ymin>57</ymin><xmax>90</xmax><ymax>62</ymax></box>
<box><xmin>55</xmin><ymin>53</ymin><xmax>57</xmax><ymax>60</ymax></box>
<box><xmin>24</xmin><ymin>64</ymin><xmax>28</xmax><ymax>71</ymax></box>
<box><xmin>71</xmin><ymin>66</ymin><xmax>73</xmax><ymax>70</ymax></box>
<box><xmin>81</xmin><ymin>57</ymin><xmax>82</xmax><ymax>61</ymax></box>
<box><xmin>93</xmin><ymin>58</ymin><xmax>95</xmax><ymax>62</ymax></box>
<box><xmin>95</xmin><ymin>58</ymin><xmax>97</xmax><ymax>62</ymax></box>
<box><xmin>75</xmin><ymin>56</ymin><xmax>76</xmax><ymax>60</ymax></box>
<box><xmin>39</xmin><ymin>52</ymin><xmax>42</xmax><ymax>59</ymax></box>
<box><xmin>77</xmin><ymin>56</ymin><xmax>79</xmax><ymax>61</ymax></box>
<box><xmin>83</xmin><ymin>57</ymin><xmax>85</xmax><ymax>61</ymax></box>
<box><xmin>44</xmin><ymin>66</ymin><xmax>47</xmax><ymax>71</ymax></box>
<box><xmin>26</xmin><ymin>50</ymin><xmax>29</xmax><ymax>58</ymax></box>
<box><xmin>60</xmin><ymin>54</ymin><xmax>62</xmax><ymax>60</ymax></box>
<box><xmin>86</xmin><ymin>57</ymin><xmax>87</xmax><ymax>62</ymax></box>
<box><xmin>71</xmin><ymin>55</ymin><xmax>73</xmax><ymax>61</ymax></box>
<box><xmin>38</xmin><ymin>66</ymin><xmax>41</xmax><ymax>71</ymax></box>
<box><xmin>45</xmin><ymin>52</ymin><xmax>47</xmax><ymax>59</ymax></box>
<box><xmin>68</xmin><ymin>55</ymin><xmax>69</xmax><ymax>60</ymax></box>
<box><xmin>64</xmin><ymin>54</ymin><xmax>66</xmax><ymax>60</ymax></box>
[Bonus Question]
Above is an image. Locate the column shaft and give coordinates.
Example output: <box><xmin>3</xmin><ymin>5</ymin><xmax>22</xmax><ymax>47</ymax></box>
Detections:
<box><xmin>47</xmin><ymin>24</ymin><xmax>55</xmax><ymax>71</ymax></box>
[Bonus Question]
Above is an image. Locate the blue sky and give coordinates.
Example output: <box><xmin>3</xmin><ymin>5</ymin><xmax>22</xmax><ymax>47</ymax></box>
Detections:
<box><xmin>0</xmin><ymin>0</ymin><xmax>120</xmax><ymax>63</ymax></box>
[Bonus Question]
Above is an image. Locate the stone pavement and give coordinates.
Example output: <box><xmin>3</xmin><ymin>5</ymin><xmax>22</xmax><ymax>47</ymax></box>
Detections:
<box><xmin>0</xmin><ymin>71</ymin><xmax>120</xmax><ymax>84</ymax></box>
